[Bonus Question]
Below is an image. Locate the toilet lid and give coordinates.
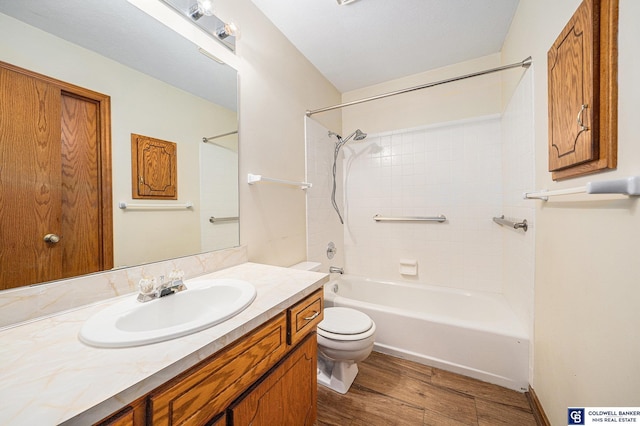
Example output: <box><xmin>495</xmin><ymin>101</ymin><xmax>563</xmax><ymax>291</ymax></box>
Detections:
<box><xmin>318</xmin><ymin>307</ymin><xmax>373</xmax><ymax>335</ymax></box>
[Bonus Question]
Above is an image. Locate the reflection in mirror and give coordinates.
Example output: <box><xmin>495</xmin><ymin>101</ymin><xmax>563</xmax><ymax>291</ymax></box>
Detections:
<box><xmin>0</xmin><ymin>0</ymin><xmax>239</xmax><ymax>290</ymax></box>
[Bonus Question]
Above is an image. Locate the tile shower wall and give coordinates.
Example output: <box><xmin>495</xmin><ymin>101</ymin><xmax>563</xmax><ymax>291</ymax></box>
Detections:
<box><xmin>342</xmin><ymin>115</ymin><xmax>504</xmax><ymax>293</ymax></box>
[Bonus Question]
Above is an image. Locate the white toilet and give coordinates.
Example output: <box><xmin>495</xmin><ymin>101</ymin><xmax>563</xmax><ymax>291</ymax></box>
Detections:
<box><xmin>289</xmin><ymin>262</ymin><xmax>377</xmax><ymax>394</ymax></box>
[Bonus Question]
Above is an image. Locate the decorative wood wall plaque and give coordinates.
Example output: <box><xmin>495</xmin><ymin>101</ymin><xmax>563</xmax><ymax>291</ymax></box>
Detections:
<box><xmin>131</xmin><ymin>134</ymin><xmax>177</xmax><ymax>199</ymax></box>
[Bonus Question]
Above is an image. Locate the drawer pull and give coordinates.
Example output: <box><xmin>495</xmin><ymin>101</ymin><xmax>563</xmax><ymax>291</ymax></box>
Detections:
<box><xmin>303</xmin><ymin>311</ymin><xmax>320</xmax><ymax>321</ymax></box>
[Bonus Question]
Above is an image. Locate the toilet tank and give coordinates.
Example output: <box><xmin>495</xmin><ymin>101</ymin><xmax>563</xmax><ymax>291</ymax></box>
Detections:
<box><xmin>289</xmin><ymin>261</ymin><xmax>322</xmax><ymax>272</ymax></box>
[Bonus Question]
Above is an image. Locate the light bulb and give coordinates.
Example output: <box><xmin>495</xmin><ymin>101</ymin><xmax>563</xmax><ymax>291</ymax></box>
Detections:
<box><xmin>216</xmin><ymin>22</ymin><xmax>237</xmax><ymax>40</ymax></box>
<box><xmin>197</xmin><ymin>0</ymin><xmax>215</xmax><ymax>16</ymax></box>
<box><xmin>189</xmin><ymin>0</ymin><xmax>215</xmax><ymax>20</ymax></box>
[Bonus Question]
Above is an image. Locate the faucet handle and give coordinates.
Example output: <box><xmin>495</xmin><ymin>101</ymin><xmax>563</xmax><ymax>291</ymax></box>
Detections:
<box><xmin>138</xmin><ymin>278</ymin><xmax>155</xmax><ymax>295</ymax></box>
<box><xmin>169</xmin><ymin>269</ymin><xmax>185</xmax><ymax>285</ymax></box>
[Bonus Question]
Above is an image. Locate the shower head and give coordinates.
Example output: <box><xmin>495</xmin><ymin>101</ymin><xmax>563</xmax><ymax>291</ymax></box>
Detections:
<box><xmin>352</xmin><ymin>129</ymin><xmax>367</xmax><ymax>141</ymax></box>
<box><xmin>329</xmin><ymin>129</ymin><xmax>367</xmax><ymax>150</ymax></box>
<box><xmin>342</xmin><ymin>129</ymin><xmax>367</xmax><ymax>143</ymax></box>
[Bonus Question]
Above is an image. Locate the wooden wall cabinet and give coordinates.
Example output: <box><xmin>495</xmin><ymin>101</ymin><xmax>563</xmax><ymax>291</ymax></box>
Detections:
<box><xmin>131</xmin><ymin>134</ymin><xmax>177</xmax><ymax>199</ymax></box>
<box><xmin>547</xmin><ymin>0</ymin><xmax>618</xmax><ymax>180</ymax></box>
<box><xmin>93</xmin><ymin>289</ymin><xmax>324</xmax><ymax>426</ymax></box>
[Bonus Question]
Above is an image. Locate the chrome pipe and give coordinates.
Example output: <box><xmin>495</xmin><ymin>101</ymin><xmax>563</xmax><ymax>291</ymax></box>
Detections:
<box><xmin>306</xmin><ymin>57</ymin><xmax>532</xmax><ymax>116</ymax></box>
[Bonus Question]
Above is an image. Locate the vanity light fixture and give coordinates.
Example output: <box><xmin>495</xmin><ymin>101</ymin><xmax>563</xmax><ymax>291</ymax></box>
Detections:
<box><xmin>215</xmin><ymin>22</ymin><xmax>237</xmax><ymax>40</ymax></box>
<box><xmin>336</xmin><ymin>0</ymin><xmax>360</xmax><ymax>5</ymax></box>
<box><xmin>189</xmin><ymin>0</ymin><xmax>215</xmax><ymax>20</ymax></box>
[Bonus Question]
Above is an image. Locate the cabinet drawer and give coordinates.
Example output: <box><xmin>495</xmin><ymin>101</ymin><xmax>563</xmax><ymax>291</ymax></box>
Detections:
<box><xmin>287</xmin><ymin>289</ymin><xmax>323</xmax><ymax>346</ymax></box>
<box><xmin>148</xmin><ymin>313</ymin><xmax>287</xmax><ymax>425</ymax></box>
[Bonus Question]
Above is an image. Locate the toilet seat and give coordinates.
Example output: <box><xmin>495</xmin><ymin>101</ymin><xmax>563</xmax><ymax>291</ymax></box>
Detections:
<box><xmin>318</xmin><ymin>307</ymin><xmax>375</xmax><ymax>341</ymax></box>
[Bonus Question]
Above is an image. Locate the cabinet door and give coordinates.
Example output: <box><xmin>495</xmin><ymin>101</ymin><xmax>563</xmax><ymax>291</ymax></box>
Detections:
<box><xmin>547</xmin><ymin>0</ymin><xmax>618</xmax><ymax>180</ymax></box>
<box><xmin>148</xmin><ymin>313</ymin><xmax>287</xmax><ymax>425</ymax></box>
<box><xmin>548</xmin><ymin>0</ymin><xmax>596</xmax><ymax>172</ymax></box>
<box><xmin>229</xmin><ymin>333</ymin><xmax>317</xmax><ymax>426</ymax></box>
<box><xmin>94</xmin><ymin>397</ymin><xmax>146</xmax><ymax>426</ymax></box>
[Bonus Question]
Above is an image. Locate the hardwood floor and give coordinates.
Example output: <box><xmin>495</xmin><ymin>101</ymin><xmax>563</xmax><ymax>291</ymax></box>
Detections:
<box><xmin>317</xmin><ymin>351</ymin><xmax>538</xmax><ymax>425</ymax></box>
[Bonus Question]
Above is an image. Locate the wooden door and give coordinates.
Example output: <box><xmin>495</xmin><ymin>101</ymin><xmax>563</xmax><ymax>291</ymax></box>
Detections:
<box><xmin>0</xmin><ymin>66</ymin><xmax>64</xmax><ymax>287</ymax></box>
<box><xmin>60</xmin><ymin>93</ymin><xmax>103</xmax><ymax>279</ymax></box>
<box><xmin>0</xmin><ymin>62</ymin><xmax>112</xmax><ymax>290</ymax></box>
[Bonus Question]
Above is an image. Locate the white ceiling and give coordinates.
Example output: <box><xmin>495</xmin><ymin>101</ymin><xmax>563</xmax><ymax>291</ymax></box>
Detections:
<box><xmin>250</xmin><ymin>0</ymin><xmax>520</xmax><ymax>92</ymax></box>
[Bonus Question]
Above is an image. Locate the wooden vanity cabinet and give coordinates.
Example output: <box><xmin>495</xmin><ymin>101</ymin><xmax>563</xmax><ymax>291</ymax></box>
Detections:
<box><xmin>227</xmin><ymin>332</ymin><xmax>317</xmax><ymax>425</ymax></box>
<box><xmin>95</xmin><ymin>397</ymin><xmax>146</xmax><ymax>426</ymax></box>
<box><xmin>92</xmin><ymin>289</ymin><xmax>324</xmax><ymax>426</ymax></box>
<box><xmin>547</xmin><ymin>0</ymin><xmax>618</xmax><ymax>180</ymax></box>
<box><xmin>148</xmin><ymin>313</ymin><xmax>289</xmax><ymax>425</ymax></box>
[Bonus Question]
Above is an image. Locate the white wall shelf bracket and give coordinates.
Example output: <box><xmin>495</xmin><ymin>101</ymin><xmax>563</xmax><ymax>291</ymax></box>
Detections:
<box><xmin>247</xmin><ymin>173</ymin><xmax>312</xmax><ymax>190</ymax></box>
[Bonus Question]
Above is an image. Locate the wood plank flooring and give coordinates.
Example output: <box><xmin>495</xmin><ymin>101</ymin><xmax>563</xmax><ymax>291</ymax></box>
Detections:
<box><xmin>317</xmin><ymin>351</ymin><xmax>538</xmax><ymax>426</ymax></box>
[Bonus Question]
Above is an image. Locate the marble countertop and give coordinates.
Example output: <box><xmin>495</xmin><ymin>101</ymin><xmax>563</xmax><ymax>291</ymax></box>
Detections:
<box><xmin>0</xmin><ymin>262</ymin><xmax>328</xmax><ymax>426</ymax></box>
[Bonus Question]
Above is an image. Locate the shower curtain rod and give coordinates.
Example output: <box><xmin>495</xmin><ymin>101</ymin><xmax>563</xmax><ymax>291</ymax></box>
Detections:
<box><xmin>305</xmin><ymin>56</ymin><xmax>532</xmax><ymax>117</ymax></box>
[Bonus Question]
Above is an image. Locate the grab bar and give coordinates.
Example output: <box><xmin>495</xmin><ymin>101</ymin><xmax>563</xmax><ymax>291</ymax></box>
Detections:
<box><xmin>118</xmin><ymin>201</ymin><xmax>193</xmax><ymax>210</ymax></box>
<box><xmin>373</xmin><ymin>214</ymin><xmax>446</xmax><ymax>223</ymax></box>
<box><xmin>493</xmin><ymin>215</ymin><xmax>528</xmax><ymax>232</ymax></box>
<box><xmin>209</xmin><ymin>216</ymin><xmax>239</xmax><ymax>223</ymax></box>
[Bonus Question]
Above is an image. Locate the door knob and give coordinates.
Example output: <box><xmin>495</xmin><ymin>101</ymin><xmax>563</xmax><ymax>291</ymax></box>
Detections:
<box><xmin>43</xmin><ymin>234</ymin><xmax>60</xmax><ymax>243</ymax></box>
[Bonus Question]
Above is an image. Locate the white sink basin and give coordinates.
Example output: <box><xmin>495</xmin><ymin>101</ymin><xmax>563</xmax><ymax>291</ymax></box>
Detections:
<box><xmin>79</xmin><ymin>278</ymin><xmax>256</xmax><ymax>348</ymax></box>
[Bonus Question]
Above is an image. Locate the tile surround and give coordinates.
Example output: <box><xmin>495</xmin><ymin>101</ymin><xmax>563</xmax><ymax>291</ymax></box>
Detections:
<box><xmin>306</xmin><ymin>71</ymin><xmax>534</xmax><ymax>326</ymax></box>
<box><xmin>342</xmin><ymin>115</ymin><xmax>504</xmax><ymax>293</ymax></box>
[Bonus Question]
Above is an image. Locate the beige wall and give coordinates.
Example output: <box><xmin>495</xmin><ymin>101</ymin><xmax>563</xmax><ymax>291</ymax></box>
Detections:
<box><xmin>341</xmin><ymin>53</ymin><xmax>502</xmax><ymax>134</ymax></box>
<box><xmin>211</xmin><ymin>0</ymin><xmax>342</xmax><ymax>267</ymax></box>
<box><xmin>502</xmin><ymin>0</ymin><xmax>640</xmax><ymax>423</ymax></box>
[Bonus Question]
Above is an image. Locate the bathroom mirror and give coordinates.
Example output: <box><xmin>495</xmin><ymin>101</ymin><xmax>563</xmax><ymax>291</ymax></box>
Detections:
<box><xmin>0</xmin><ymin>0</ymin><xmax>239</xmax><ymax>290</ymax></box>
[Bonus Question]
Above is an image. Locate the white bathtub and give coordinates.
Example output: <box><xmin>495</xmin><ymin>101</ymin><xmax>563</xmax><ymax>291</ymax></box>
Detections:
<box><xmin>324</xmin><ymin>275</ymin><xmax>529</xmax><ymax>391</ymax></box>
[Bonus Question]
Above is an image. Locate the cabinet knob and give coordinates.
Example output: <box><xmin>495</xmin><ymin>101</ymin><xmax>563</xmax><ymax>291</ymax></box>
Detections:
<box><xmin>43</xmin><ymin>233</ymin><xmax>60</xmax><ymax>244</ymax></box>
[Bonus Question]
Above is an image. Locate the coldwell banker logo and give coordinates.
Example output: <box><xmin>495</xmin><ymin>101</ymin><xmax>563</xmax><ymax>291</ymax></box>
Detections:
<box><xmin>568</xmin><ymin>407</ymin><xmax>640</xmax><ymax>424</ymax></box>
<box><xmin>569</xmin><ymin>408</ymin><xmax>586</xmax><ymax>425</ymax></box>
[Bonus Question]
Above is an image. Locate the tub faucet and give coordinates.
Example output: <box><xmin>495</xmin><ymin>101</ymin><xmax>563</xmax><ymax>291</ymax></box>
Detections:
<box><xmin>329</xmin><ymin>266</ymin><xmax>344</xmax><ymax>274</ymax></box>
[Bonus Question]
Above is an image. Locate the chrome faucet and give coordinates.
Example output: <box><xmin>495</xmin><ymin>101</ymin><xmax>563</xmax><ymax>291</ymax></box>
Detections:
<box><xmin>329</xmin><ymin>266</ymin><xmax>344</xmax><ymax>274</ymax></box>
<box><xmin>137</xmin><ymin>270</ymin><xmax>187</xmax><ymax>302</ymax></box>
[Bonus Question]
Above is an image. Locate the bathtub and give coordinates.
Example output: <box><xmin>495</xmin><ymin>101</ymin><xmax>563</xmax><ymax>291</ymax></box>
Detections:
<box><xmin>324</xmin><ymin>275</ymin><xmax>529</xmax><ymax>391</ymax></box>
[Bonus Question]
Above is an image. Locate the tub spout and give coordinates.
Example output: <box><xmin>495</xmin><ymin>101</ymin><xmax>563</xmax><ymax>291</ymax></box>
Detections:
<box><xmin>329</xmin><ymin>266</ymin><xmax>344</xmax><ymax>274</ymax></box>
